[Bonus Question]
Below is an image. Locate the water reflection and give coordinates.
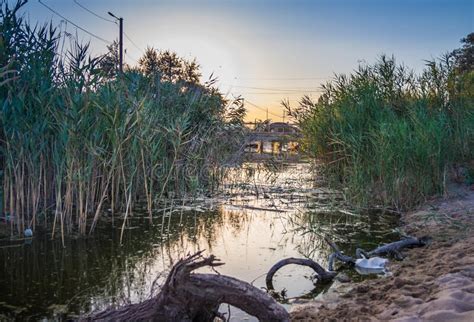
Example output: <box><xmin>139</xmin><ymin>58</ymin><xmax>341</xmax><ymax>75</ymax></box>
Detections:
<box><xmin>0</xmin><ymin>163</ymin><xmax>399</xmax><ymax>320</ymax></box>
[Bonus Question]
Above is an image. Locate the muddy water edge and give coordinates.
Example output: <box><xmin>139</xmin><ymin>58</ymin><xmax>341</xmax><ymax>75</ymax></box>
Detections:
<box><xmin>0</xmin><ymin>163</ymin><xmax>400</xmax><ymax>321</ymax></box>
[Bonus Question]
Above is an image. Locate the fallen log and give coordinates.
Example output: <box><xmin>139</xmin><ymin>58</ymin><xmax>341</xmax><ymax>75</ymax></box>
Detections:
<box><xmin>356</xmin><ymin>236</ymin><xmax>430</xmax><ymax>260</ymax></box>
<box><xmin>86</xmin><ymin>251</ymin><xmax>290</xmax><ymax>321</ymax></box>
<box><xmin>326</xmin><ymin>236</ymin><xmax>430</xmax><ymax>271</ymax></box>
<box><xmin>265</xmin><ymin>258</ymin><xmax>336</xmax><ymax>291</ymax></box>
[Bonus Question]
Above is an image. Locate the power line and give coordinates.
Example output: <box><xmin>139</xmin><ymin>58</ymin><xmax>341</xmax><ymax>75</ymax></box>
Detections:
<box><xmin>71</xmin><ymin>0</ymin><xmax>143</xmax><ymax>57</ymax></box>
<box><xmin>237</xmin><ymin>92</ymin><xmax>317</xmax><ymax>95</ymax></box>
<box><xmin>235</xmin><ymin>77</ymin><xmax>331</xmax><ymax>81</ymax></box>
<box><xmin>71</xmin><ymin>1</ymin><xmax>144</xmax><ymax>61</ymax></box>
<box><xmin>124</xmin><ymin>31</ymin><xmax>144</xmax><ymax>55</ymax></box>
<box><xmin>38</xmin><ymin>0</ymin><xmax>111</xmax><ymax>44</ymax></box>
<box><xmin>72</xmin><ymin>0</ymin><xmax>116</xmax><ymax>24</ymax></box>
<box><xmin>125</xmin><ymin>51</ymin><xmax>139</xmax><ymax>65</ymax></box>
<box><xmin>247</xmin><ymin>102</ymin><xmax>281</xmax><ymax>117</ymax></box>
<box><xmin>245</xmin><ymin>100</ymin><xmax>282</xmax><ymax>118</ymax></box>
<box><xmin>224</xmin><ymin>84</ymin><xmax>322</xmax><ymax>93</ymax></box>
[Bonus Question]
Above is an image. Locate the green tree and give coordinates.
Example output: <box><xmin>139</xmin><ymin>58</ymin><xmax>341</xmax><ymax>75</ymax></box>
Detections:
<box><xmin>138</xmin><ymin>48</ymin><xmax>201</xmax><ymax>84</ymax></box>
<box><xmin>138</xmin><ymin>46</ymin><xmax>160</xmax><ymax>76</ymax></box>
<box><xmin>182</xmin><ymin>58</ymin><xmax>201</xmax><ymax>84</ymax></box>
<box><xmin>98</xmin><ymin>41</ymin><xmax>119</xmax><ymax>79</ymax></box>
<box><xmin>453</xmin><ymin>32</ymin><xmax>474</xmax><ymax>73</ymax></box>
<box><xmin>156</xmin><ymin>50</ymin><xmax>182</xmax><ymax>82</ymax></box>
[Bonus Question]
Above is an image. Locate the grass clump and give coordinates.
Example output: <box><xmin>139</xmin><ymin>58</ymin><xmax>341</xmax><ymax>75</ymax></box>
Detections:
<box><xmin>288</xmin><ymin>45</ymin><xmax>473</xmax><ymax>210</ymax></box>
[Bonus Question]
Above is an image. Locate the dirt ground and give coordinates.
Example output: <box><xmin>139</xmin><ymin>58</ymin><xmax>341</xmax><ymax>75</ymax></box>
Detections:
<box><xmin>290</xmin><ymin>184</ymin><xmax>474</xmax><ymax>321</ymax></box>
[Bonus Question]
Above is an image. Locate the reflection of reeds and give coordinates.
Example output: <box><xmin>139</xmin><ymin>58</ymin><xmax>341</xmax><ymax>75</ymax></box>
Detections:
<box><xmin>0</xmin><ymin>206</ymin><xmax>229</xmax><ymax>319</ymax></box>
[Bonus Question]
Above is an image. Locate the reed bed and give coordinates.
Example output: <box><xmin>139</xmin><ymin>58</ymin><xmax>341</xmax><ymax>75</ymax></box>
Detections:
<box><xmin>289</xmin><ymin>53</ymin><xmax>473</xmax><ymax>210</ymax></box>
<box><xmin>0</xmin><ymin>1</ymin><xmax>245</xmax><ymax>241</ymax></box>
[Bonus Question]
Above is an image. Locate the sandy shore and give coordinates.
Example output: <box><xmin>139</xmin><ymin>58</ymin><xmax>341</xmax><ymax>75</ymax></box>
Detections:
<box><xmin>291</xmin><ymin>184</ymin><xmax>474</xmax><ymax>321</ymax></box>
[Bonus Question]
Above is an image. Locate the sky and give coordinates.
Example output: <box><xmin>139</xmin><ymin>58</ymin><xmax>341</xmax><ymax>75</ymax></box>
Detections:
<box><xmin>15</xmin><ymin>0</ymin><xmax>474</xmax><ymax>121</ymax></box>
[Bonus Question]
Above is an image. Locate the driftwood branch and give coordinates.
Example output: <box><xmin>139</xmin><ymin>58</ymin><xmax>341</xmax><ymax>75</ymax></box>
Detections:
<box><xmin>325</xmin><ymin>237</ymin><xmax>356</xmax><ymax>271</ymax></box>
<box><xmin>86</xmin><ymin>251</ymin><xmax>290</xmax><ymax>321</ymax></box>
<box><xmin>356</xmin><ymin>236</ymin><xmax>430</xmax><ymax>260</ymax></box>
<box><xmin>326</xmin><ymin>236</ymin><xmax>430</xmax><ymax>271</ymax></box>
<box><xmin>265</xmin><ymin>257</ymin><xmax>336</xmax><ymax>291</ymax></box>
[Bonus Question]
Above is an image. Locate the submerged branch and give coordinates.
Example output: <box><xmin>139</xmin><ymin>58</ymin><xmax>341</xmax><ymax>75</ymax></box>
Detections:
<box><xmin>265</xmin><ymin>257</ymin><xmax>336</xmax><ymax>291</ymax></box>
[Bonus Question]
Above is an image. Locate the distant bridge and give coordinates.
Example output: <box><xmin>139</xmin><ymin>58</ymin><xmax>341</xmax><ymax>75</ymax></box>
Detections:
<box><xmin>244</xmin><ymin>121</ymin><xmax>301</xmax><ymax>141</ymax></box>
<box><xmin>243</xmin><ymin>122</ymin><xmax>301</xmax><ymax>155</ymax></box>
<box><xmin>245</xmin><ymin>131</ymin><xmax>302</xmax><ymax>142</ymax></box>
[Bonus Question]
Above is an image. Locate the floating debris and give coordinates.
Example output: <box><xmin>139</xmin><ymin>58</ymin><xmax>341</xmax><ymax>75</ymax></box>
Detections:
<box><xmin>354</xmin><ymin>257</ymin><xmax>388</xmax><ymax>275</ymax></box>
<box><xmin>24</xmin><ymin>229</ymin><xmax>33</xmax><ymax>238</ymax></box>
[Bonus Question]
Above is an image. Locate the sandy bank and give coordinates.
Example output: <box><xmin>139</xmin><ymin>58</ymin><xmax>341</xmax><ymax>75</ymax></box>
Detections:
<box><xmin>291</xmin><ymin>184</ymin><xmax>474</xmax><ymax>321</ymax></box>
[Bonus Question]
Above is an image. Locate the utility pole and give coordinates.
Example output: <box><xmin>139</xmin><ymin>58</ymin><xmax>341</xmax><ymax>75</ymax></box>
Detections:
<box><xmin>108</xmin><ymin>11</ymin><xmax>123</xmax><ymax>73</ymax></box>
<box><xmin>266</xmin><ymin>108</ymin><xmax>269</xmax><ymax>121</ymax></box>
<box><xmin>282</xmin><ymin>110</ymin><xmax>285</xmax><ymax>123</ymax></box>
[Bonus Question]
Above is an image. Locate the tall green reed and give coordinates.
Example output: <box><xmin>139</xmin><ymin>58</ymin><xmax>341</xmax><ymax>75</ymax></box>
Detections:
<box><xmin>288</xmin><ymin>55</ymin><xmax>473</xmax><ymax>210</ymax></box>
<box><xmin>1</xmin><ymin>1</ymin><xmax>245</xmax><ymax>242</ymax></box>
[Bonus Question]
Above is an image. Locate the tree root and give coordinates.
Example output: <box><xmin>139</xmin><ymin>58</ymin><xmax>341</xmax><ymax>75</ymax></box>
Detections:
<box><xmin>85</xmin><ymin>251</ymin><xmax>290</xmax><ymax>321</ymax></box>
<box><xmin>265</xmin><ymin>257</ymin><xmax>336</xmax><ymax>291</ymax></box>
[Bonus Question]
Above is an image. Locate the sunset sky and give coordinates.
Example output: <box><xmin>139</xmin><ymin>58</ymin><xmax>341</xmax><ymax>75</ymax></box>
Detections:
<box><xmin>19</xmin><ymin>0</ymin><xmax>473</xmax><ymax>121</ymax></box>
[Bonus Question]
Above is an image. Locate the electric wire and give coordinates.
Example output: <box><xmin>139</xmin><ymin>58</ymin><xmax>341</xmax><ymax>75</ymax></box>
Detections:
<box><xmin>234</xmin><ymin>76</ymin><xmax>331</xmax><ymax>81</ymax></box>
<box><xmin>45</xmin><ymin>1</ymin><xmax>321</xmax><ymax>98</ymax></box>
<box><xmin>72</xmin><ymin>0</ymin><xmax>116</xmax><ymax>24</ymax></box>
<box><xmin>245</xmin><ymin>100</ymin><xmax>282</xmax><ymax>118</ymax></box>
<box><xmin>38</xmin><ymin>0</ymin><xmax>111</xmax><ymax>44</ymax></box>
<box><xmin>125</xmin><ymin>51</ymin><xmax>139</xmax><ymax>65</ymax></box>
<box><xmin>124</xmin><ymin>32</ymin><xmax>144</xmax><ymax>55</ymax></box>
<box><xmin>236</xmin><ymin>92</ymin><xmax>317</xmax><ymax>95</ymax></box>
<box><xmin>71</xmin><ymin>1</ymin><xmax>144</xmax><ymax>56</ymax></box>
<box><xmin>224</xmin><ymin>84</ymin><xmax>322</xmax><ymax>93</ymax></box>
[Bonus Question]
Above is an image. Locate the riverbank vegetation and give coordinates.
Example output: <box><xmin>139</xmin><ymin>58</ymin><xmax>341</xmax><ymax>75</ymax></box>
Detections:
<box><xmin>0</xmin><ymin>1</ymin><xmax>245</xmax><ymax>240</ymax></box>
<box><xmin>288</xmin><ymin>34</ymin><xmax>474</xmax><ymax>210</ymax></box>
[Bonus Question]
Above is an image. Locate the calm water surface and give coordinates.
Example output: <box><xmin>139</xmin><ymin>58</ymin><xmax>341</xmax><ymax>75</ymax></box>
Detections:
<box><xmin>0</xmin><ymin>163</ymin><xmax>399</xmax><ymax>321</ymax></box>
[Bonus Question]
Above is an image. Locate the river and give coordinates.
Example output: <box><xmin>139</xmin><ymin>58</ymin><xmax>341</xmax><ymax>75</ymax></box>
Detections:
<box><xmin>0</xmin><ymin>163</ymin><xmax>399</xmax><ymax>321</ymax></box>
